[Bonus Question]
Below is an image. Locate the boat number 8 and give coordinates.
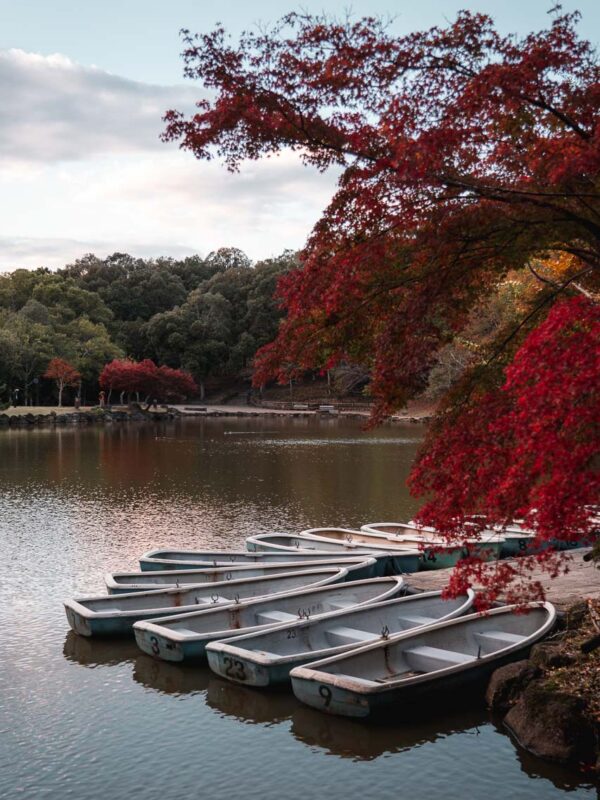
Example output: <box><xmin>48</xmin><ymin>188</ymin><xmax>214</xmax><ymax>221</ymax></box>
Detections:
<box><xmin>150</xmin><ymin>635</ymin><xmax>160</xmax><ymax>655</ymax></box>
<box><xmin>319</xmin><ymin>685</ymin><xmax>332</xmax><ymax>707</ymax></box>
<box><xmin>223</xmin><ymin>656</ymin><xmax>246</xmax><ymax>681</ymax></box>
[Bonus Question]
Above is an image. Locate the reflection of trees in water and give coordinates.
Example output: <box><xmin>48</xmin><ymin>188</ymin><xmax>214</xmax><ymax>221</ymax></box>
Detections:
<box><xmin>0</xmin><ymin>418</ymin><xmax>423</xmax><ymax>527</ymax></box>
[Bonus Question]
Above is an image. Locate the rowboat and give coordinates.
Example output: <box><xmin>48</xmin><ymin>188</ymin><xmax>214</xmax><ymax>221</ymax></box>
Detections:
<box><xmin>246</xmin><ymin>532</ymin><xmax>423</xmax><ymax>573</ymax></box>
<box><xmin>106</xmin><ymin>558</ymin><xmax>377</xmax><ymax>593</ymax></box>
<box><xmin>361</xmin><ymin>522</ymin><xmax>503</xmax><ymax>567</ymax></box>
<box><xmin>206</xmin><ymin>589</ymin><xmax>475</xmax><ymax>687</ymax></box>
<box><xmin>133</xmin><ymin>576</ymin><xmax>404</xmax><ymax>662</ymax></box>
<box><xmin>64</xmin><ymin>567</ymin><xmax>347</xmax><ymax>637</ymax></box>
<box><xmin>140</xmin><ymin>548</ymin><xmax>390</xmax><ymax>576</ymax></box>
<box><xmin>298</xmin><ymin>527</ymin><xmax>463</xmax><ymax>571</ymax></box>
<box><xmin>290</xmin><ymin>602</ymin><xmax>556</xmax><ymax>718</ymax></box>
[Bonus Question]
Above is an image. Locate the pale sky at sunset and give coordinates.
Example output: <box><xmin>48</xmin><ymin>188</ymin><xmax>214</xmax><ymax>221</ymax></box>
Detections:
<box><xmin>1</xmin><ymin>0</ymin><xmax>598</xmax><ymax>271</ymax></box>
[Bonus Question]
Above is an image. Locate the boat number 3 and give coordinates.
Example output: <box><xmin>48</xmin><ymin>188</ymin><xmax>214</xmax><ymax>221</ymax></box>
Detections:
<box><xmin>223</xmin><ymin>656</ymin><xmax>246</xmax><ymax>681</ymax></box>
<box><xmin>319</xmin><ymin>685</ymin><xmax>332</xmax><ymax>707</ymax></box>
<box><xmin>150</xmin><ymin>635</ymin><xmax>160</xmax><ymax>655</ymax></box>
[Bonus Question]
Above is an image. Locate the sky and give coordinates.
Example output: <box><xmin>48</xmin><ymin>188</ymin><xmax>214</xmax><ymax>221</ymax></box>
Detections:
<box><xmin>0</xmin><ymin>0</ymin><xmax>598</xmax><ymax>271</ymax></box>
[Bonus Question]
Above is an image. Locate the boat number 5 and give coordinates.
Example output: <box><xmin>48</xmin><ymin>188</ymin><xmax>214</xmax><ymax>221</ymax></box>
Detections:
<box><xmin>223</xmin><ymin>656</ymin><xmax>246</xmax><ymax>681</ymax></box>
<box><xmin>319</xmin><ymin>685</ymin><xmax>332</xmax><ymax>707</ymax></box>
<box><xmin>150</xmin><ymin>635</ymin><xmax>160</xmax><ymax>655</ymax></box>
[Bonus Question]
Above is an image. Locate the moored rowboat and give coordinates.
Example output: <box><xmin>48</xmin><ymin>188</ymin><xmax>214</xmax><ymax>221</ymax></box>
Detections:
<box><xmin>133</xmin><ymin>576</ymin><xmax>404</xmax><ymax>662</ymax></box>
<box><xmin>362</xmin><ymin>522</ymin><xmax>505</xmax><ymax>564</ymax></box>
<box><xmin>64</xmin><ymin>567</ymin><xmax>347</xmax><ymax>637</ymax></box>
<box><xmin>289</xmin><ymin>602</ymin><xmax>556</xmax><ymax>718</ymax></box>
<box><xmin>140</xmin><ymin>548</ymin><xmax>391</xmax><ymax>576</ymax></box>
<box><xmin>206</xmin><ymin>589</ymin><xmax>475</xmax><ymax>687</ymax></box>
<box><xmin>246</xmin><ymin>532</ymin><xmax>423</xmax><ymax>573</ymax></box>
<box><xmin>106</xmin><ymin>557</ymin><xmax>377</xmax><ymax>593</ymax></box>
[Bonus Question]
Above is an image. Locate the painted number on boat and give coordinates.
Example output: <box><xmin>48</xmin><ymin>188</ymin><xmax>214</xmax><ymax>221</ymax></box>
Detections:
<box><xmin>286</xmin><ymin>629</ymin><xmax>297</xmax><ymax>639</ymax></box>
<box><xmin>150</xmin><ymin>635</ymin><xmax>160</xmax><ymax>655</ymax></box>
<box><xmin>319</xmin><ymin>685</ymin><xmax>332</xmax><ymax>707</ymax></box>
<box><xmin>223</xmin><ymin>656</ymin><xmax>246</xmax><ymax>681</ymax></box>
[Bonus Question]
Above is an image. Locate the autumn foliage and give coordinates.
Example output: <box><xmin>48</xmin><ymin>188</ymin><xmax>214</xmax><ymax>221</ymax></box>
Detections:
<box><xmin>99</xmin><ymin>359</ymin><xmax>197</xmax><ymax>402</ymax></box>
<box><xmin>44</xmin><ymin>358</ymin><xmax>81</xmax><ymax>407</ymax></box>
<box><xmin>164</xmin><ymin>10</ymin><xmax>599</xmax><ymax>600</ymax></box>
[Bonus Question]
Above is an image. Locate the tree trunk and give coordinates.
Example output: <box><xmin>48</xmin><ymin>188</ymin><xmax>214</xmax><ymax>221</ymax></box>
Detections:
<box><xmin>200</xmin><ymin>382</ymin><xmax>205</xmax><ymax>401</ymax></box>
<box><xmin>58</xmin><ymin>379</ymin><xmax>63</xmax><ymax>408</ymax></box>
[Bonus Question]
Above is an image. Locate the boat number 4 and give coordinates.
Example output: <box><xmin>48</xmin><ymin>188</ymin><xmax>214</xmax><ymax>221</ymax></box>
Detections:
<box><xmin>223</xmin><ymin>656</ymin><xmax>247</xmax><ymax>681</ymax></box>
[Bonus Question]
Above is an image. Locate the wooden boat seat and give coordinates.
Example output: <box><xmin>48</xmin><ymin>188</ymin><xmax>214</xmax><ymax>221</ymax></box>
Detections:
<box><xmin>473</xmin><ymin>630</ymin><xmax>527</xmax><ymax>648</ymax></box>
<box><xmin>325</xmin><ymin>626</ymin><xmax>375</xmax><ymax>646</ymax></box>
<box><xmin>404</xmin><ymin>645</ymin><xmax>474</xmax><ymax>671</ymax></box>
<box><xmin>255</xmin><ymin>610</ymin><xmax>298</xmax><ymax>625</ymax></box>
<box><xmin>397</xmin><ymin>614</ymin><xmax>437</xmax><ymax>627</ymax></box>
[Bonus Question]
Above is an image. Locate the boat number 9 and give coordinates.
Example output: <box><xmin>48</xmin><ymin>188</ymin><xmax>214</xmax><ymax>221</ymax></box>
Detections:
<box><xmin>150</xmin><ymin>635</ymin><xmax>160</xmax><ymax>655</ymax></box>
<box><xmin>223</xmin><ymin>656</ymin><xmax>246</xmax><ymax>681</ymax></box>
<box><xmin>319</xmin><ymin>685</ymin><xmax>332</xmax><ymax>707</ymax></box>
<box><xmin>286</xmin><ymin>629</ymin><xmax>297</xmax><ymax>639</ymax></box>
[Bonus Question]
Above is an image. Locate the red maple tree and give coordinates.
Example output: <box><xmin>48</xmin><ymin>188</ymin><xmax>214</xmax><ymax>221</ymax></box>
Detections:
<box><xmin>44</xmin><ymin>358</ymin><xmax>81</xmax><ymax>407</ymax></box>
<box><xmin>163</xmin><ymin>10</ymin><xmax>599</xmax><ymax>600</ymax></box>
<box><xmin>99</xmin><ymin>359</ymin><xmax>197</xmax><ymax>404</ymax></box>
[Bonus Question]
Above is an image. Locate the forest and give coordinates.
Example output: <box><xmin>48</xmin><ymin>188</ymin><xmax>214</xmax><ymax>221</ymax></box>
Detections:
<box><xmin>0</xmin><ymin>247</ymin><xmax>296</xmax><ymax>405</ymax></box>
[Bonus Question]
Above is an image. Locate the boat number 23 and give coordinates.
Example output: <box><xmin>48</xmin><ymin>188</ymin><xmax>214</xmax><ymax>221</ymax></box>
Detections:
<box><xmin>223</xmin><ymin>656</ymin><xmax>247</xmax><ymax>681</ymax></box>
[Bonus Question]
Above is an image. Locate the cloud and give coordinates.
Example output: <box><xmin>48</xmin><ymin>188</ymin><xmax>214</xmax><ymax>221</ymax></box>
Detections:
<box><xmin>0</xmin><ymin>49</ymin><xmax>199</xmax><ymax>162</ymax></box>
<box><xmin>0</xmin><ymin>49</ymin><xmax>340</xmax><ymax>269</ymax></box>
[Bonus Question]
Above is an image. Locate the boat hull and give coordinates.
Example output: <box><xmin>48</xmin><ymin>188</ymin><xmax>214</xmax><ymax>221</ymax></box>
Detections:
<box><xmin>289</xmin><ymin>603</ymin><xmax>555</xmax><ymax>718</ymax></box>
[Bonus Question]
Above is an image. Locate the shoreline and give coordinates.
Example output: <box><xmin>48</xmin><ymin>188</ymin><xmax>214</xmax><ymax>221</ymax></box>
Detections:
<box><xmin>0</xmin><ymin>403</ymin><xmax>432</xmax><ymax>427</ymax></box>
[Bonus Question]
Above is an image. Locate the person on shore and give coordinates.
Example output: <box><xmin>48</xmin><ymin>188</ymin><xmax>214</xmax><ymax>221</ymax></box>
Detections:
<box><xmin>74</xmin><ymin>396</ymin><xmax>81</xmax><ymax>410</ymax></box>
<box><xmin>98</xmin><ymin>390</ymin><xmax>105</xmax><ymax>408</ymax></box>
<box><xmin>12</xmin><ymin>388</ymin><xmax>20</xmax><ymax>407</ymax></box>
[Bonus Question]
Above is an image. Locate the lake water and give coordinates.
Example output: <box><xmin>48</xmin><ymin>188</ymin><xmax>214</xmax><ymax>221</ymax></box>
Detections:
<box><xmin>0</xmin><ymin>417</ymin><xmax>596</xmax><ymax>799</ymax></box>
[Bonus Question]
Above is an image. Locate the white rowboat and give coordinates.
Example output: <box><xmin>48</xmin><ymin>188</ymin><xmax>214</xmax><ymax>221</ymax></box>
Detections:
<box><xmin>64</xmin><ymin>567</ymin><xmax>347</xmax><ymax>637</ymax></box>
<box><xmin>133</xmin><ymin>577</ymin><xmax>404</xmax><ymax>662</ymax></box>
<box><xmin>106</xmin><ymin>558</ymin><xmax>377</xmax><ymax>593</ymax></box>
<box><xmin>290</xmin><ymin>602</ymin><xmax>556</xmax><ymax>718</ymax></box>
<box><xmin>206</xmin><ymin>589</ymin><xmax>475</xmax><ymax>686</ymax></box>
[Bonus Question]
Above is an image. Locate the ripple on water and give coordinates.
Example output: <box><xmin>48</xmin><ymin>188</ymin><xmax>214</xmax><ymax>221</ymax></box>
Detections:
<box><xmin>0</xmin><ymin>419</ymin><xmax>594</xmax><ymax>800</ymax></box>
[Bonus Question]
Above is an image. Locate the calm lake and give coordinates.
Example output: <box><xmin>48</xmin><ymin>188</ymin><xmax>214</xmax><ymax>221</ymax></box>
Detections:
<box><xmin>0</xmin><ymin>417</ymin><xmax>596</xmax><ymax>799</ymax></box>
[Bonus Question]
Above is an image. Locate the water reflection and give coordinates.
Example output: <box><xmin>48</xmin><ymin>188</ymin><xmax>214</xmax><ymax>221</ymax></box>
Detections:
<box><xmin>492</xmin><ymin>718</ymin><xmax>600</xmax><ymax>793</ymax></box>
<box><xmin>133</xmin><ymin>654</ymin><xmax>211</xmax><ymax>696</ymax></box>
<box><xmin>291</xmin><ymin>703</ymin><xmax>486</xmax><ymax>760</ymax></box>
<box><xmin>206</xmin><ymin>676</ymin><xmax>298</xmax><ymax>724</ymax></box>
<box><xmin>3</xmin><ymin>420</ymin><xmax>596</xmax><ymax>800</ymax></box>
<box><xmin>63</xmin><ymin>630</ymin><xmax>140</xmax><ymax>667</ymax></box>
